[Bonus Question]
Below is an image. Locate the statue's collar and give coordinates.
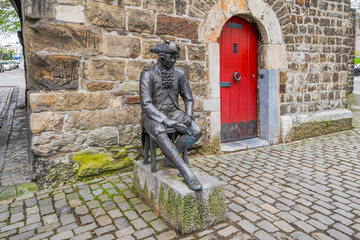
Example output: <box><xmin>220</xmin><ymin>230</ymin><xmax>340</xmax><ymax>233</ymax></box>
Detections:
<box><xmin>157</xmin><ymin>61</ymin><xmax>174</xmax><ymax>73</ymax></box>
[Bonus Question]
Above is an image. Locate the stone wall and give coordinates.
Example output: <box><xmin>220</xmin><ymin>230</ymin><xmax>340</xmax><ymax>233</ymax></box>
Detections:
<box><xmin>22</xmin><ymin>0</ymin><xmax>355</xmax><ymax>183</ymax></box>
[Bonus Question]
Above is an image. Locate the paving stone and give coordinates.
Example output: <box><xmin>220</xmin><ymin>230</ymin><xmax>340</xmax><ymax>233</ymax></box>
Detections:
<box><xmin>70</xmin><ymin>231</ymin><xmax>92</xmax><ymax>240</ymax></box>
<box><xmin>74</xmin><ymin>223</ymin><xmax>97</xmax><ymax>235</ymax></box>
<box><xmin>82</xmin><ymin>194</ymin><xmax>95</xmax><ymax>201</ymax></box>
<box><xmin>116</xmin><ymin>226</ymin><xmax>135</xmax><ymax>238</ymax></box>
<box><xmin>75</xmin><ymin>205</ymin><xmax>89</xmax><ymax>215</ymax></box>
<box><xmin>114</xmin><ymin>217</ymin><xmax>130</xmax><ymax>229</ymax></box>
<box><xmin>43</xmin><ymin>213</ymin><xmax>59</xmax><ymax>225</ymax></box>
<box><xmin>241</xmin><ymin>210</ymin><xmax>261</xmax><ymax>222</ymax></box>
<box><xmin>102</xmin><ymin>183</ymin><xmax>114</xmax><ymax>189</ymax></box>
<box><xmin>129</xmin><ymin>198</ymin><xmax>142</xmax><ymax>205</ymax></box>
<box><xmin>60</xmin><ymin>214</ymin><xmax>76</xmax><ymax>225</ymax></box>
<box><xmin>157</xmin><ymin>230</ymin><xmax>177</xmax><ymax>240</ymax></box>
<box><xmin>103</xmin><ymin>201</ymin><xmax>117</xmax><ymax>211</ymax></box>
<box><xmin>254</xmin><ymin>230</ymin><xmax>276</xmax><ymax>240</ymax></box>
<box><xmin>9</xmin><ymin>230</ymin><xmax>35</xmax><ymax>240</ymax></box>
<box><xmin>291</xmin><ymin>231</ymin><xmax>314</xmax><ymax>240</ymax></box>
<box><xmin>37</xmin><ymin>222</ymin><xmax>61</xmax><ymax>233</ymax></box>
<box><xmin>19</xmin><ymin>222</ymin><xmax>42</xmax><ymax>233</ymax></box>
<box><xmin>124</xmin><ymin>210</ymin><xmax>138</xmax><ymax>220</ymax></box>
<box><xmin>134</xmin><ymin>228</ymin><xmax>155</xmax><ymax>239</ymax></box>
<box><xmin>0</xmin><ymin>221</ymin><xmax>24</xmax><ymax>232</ymax></box>
<box><xmin>294</xmin><ymin>221</ymin><xmax>316</xmax><ymax>234</ymax></box>
<box><xmin>118</xmin><ymin>202</ymin><xmax>131</xmax><ymax>211</ymax></box>
<box><xmin>97</xmin><ymin>215</ymin><xmax>113</xmax><ymax>226</ymax></box>
<box><xmin>256</xmin><ymin>220</ymin><xmax>279</xmax><ymax>233</ymax></box>
<box><xmin>311</xmin><ymin>232</ymin><xmax>335</xmax><ymax>240</ymax></box>
<box><xmin>142</xmin><ymin>211</ymin><xmax>158</xmax><ymax>222</ymax></box>
<box><xmin>56</xmin><ymin>205</ymin><xmax>71</xmax><ymax>215</ymax></box>
<box><xmin>327</xmin><ymin>229</ymin><xmax>352</xmax><ymax>240</ymax></box>
<box><xmin>131</xmin><ymin>218</ymin><xmax>147</xmax><ymax>230</ymax></box>
<box><xmin>237</xmin><ymin>220</ymin><xmax>258</xmax><ymax>234</ymax></box>
<box><xmin>95</xmin><ymin>224</ymin><xmax>116</xmax><ymax>236</ymax></box>
<box><xmin>25</xmin><ymin>198</ymin><xmax>37</xmax><ymax>207</ymax></box>
<box><xmin>57</xmin><ymin>222</ymin><xmax>78</xmax><ymax>232</ymax></box>
<box><xmin>92</xmin><ymin>208</ymin><xmax>106</xmax><ymax>217</ymax></box>
<box><xmin>93</xmin><ymin>234</ymin><xmax>115</xmax><ymax>240</ymax></box>
<box><xmin>113</xmin><ymin>195</ymin><xmax>125</xmax><ymax>203</ymax></box>
<box><xmin>80</xmin><ymin>214</ymin><xmax>94</xmax><ymax>225</ymax></box>
<box><xmin>10</xmin><ymin>212</ymin><xmax>24</xmax><ymax>223</ymax></box>
<box><xmin>273</xmin><ymin>220</ymin><xmax>295</xmax><ymax>233</ymax></box>
<box><xmin>93</xmin><ymin>189</ymin><xmax>103</xmax><ymax>196</ymax></box>
<box><xmin>87</xmin><ymin>200</ymin><xmax>101</xmax><ymax>209</ymax></box>
<box><xmin>11</xmin><ymin>206</ymin><xmax>23</xmax><ymax>214</ymax></box>
<box><xmin>99</xmin><ymin>194</ymin><xmax>110</xmax><ymax>202</ymax></box>
<box><xmin>135</xmin><ymin>203</ymin><xmax>151</xmax><ymax>214</ymax></box>
<box><xmin>28</xmin><ymin>230</ymin><xmax>54</xmax><ymax>240</ymax></box>
<box><xmin>50</xmin><ymin>230</ymin><xmax>74</xmax><ymax>240</ymax></box>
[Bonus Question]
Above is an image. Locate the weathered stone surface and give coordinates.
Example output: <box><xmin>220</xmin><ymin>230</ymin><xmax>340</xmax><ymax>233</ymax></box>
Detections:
<box><xmin>120</xmin><ymin>0</ymin><xmax>141</xmax><ymax>6</ymax></box>
<box><xmin>27</xmin><ymin>53</ymin><xmax>80</xmax><ymax>91</ymax></box>
<box><xmin>128</xmin><ymin>9</ymin><xmax>155</xmax><ymax>33</ymax></box>
<box><xmin>156</xmin><ymin>15</ymin><xmax>199</xmax><ymax>39</ymax></box>
<box><xmin>58</xmin><ymin>0</ymin><xmax>82</xmax><ymax>3</ymax></box>
<box><xmin>187</xmin><ymin>45</ymin><xmax>205</xmax><ymax>61</ymax></box>
<box><xmin>112</xmin><ymin>96</ymin><xmax>122</xmax><ymax>108</ymax></box>
<box><xmin>124</xmin><ymin>96</ymin><xmax>140</xmax><ymax>104</ymax></box>
<box><xmin>24</xmin><ymin>0</ymin><xmax>54</xmax><ymax>19</ymax></box>
<box><xmin>144</xmin><ymin>0</ymin><xmax>174</xmax><ymax>14</ymax></box>
<box><xmin>121</xmin><ymin>82</ymin><xmax>139</xmax><ymax>92</ymax></box>
<box><xmin>90</xmin><ymin>59</ymin><xmax>125</xmax><ymax>81</ymax></box>
<box><xmin>142</xmin><ymin>40</ymin><xmax>163</xmax><ymax>59</ymax></box>
<box><xmin>30</xmin><ymin>112</ymin><xmax>64</xmax><ymax>134</ymax></box>
<box><xmin>29</xmin><ymin>92</ymin><xmax>110</xmax><ymax>112</ymax></box>
<box><xmin>134</xmin><ymin>161</ymin><xmax>226</xmax><ymax>234</ymax></box>
<box><xmin>32</xmin><ymin>132</ymin><xmax>87</xmax><ymax>156</ymax></box>
<box><xmin>118</xmin><ymin>124</ymin><xmax>141</xmax><ymax>146</ymax></box>
<box><xmin>73</xmin><ymin>146</ymin><xmax>130</xmax><ymax>177</ymax></box>
<box><xmin>56</xmin><ymin>5</ymin><xmax>85</xmax><ymax>23</ymax></box>
<box><xmin>127</xmin><ymin>61</ymin><xmax>155</xmax><ymax>81</ymax></box>
<box><xmin>87</xmin><ymin>127</ymin><xmax>119</xmax><ymax>147</ymax></box>
<box><xmin>104</xmin><ymin>36</ymin><xmax>141</xmax><ymax>58</ymax></box>
<box><xmin>65</xmin><ymin>107</ymin><xmax>141</xmax><ymax>131</ymax></box>
<box><xmin>87</xmin><ymin>2</ymin><xmax>125</xmax><ymax>29</ymax></box>
<box><xmin>175</xmin><ymin>0</ymin><xmax>187</xmax><ymax>15</ymax></box>
<box><xmin>189</xmin><ymin>63</ymin><xmax>206</xmax><ymax>82</ymax></box>
<box><xmin>86</xmin><ymin>82</ymin><xmax>114</xmax><ymax>92</ymax></box>
<box><xmin>24</xmin><ymin>21</ymin><xmax>102</xmax><ymax>53</ymax></box>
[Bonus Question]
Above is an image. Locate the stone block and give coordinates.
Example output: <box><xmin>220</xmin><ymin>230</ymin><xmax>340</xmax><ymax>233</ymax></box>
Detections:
<box><xmin>208</xmin><ymin>42</ymin><xmax>220</xmax><ymax>98</ymax></box>
<box><xmin>248</xmin><ymin>0</ymin><xmax>267</xmax><ymax>20</ymax></box>
<box><xmin>104</xmin><ymin>36</ymin><xmax>141</xmax><ymax>58</ymax></box>
<box><xmin>121</xmin><ymin>82</ymin><xmax>139</xmax><ymax>92</ymax></box>
<box><xmin>127</xmin><ymin>61</ymin><xmax>155</xmax><ymax>81</ymax></box>
<box><xmin>31</xmin><ymin>132</ymin><xmax>87</xmax><ymax>156</ymax></box>
<box><xmin>24</xmin><ymin>0</ymin><xmax>54</xmax><ymax>19</ymax></box>
<box><xmin>134</xmin><ymin>161</ymin><xmax>226</xmax><ymax>234</ymax></box>
<box><xmin>128</xmin><ymin>9</ymin><xmax>155</xmax><ymax>33</ymax></box>
<box><xmin>87</xmin><ymin>2</ymin><xmax>125</xmax><ymax>29</ymax></box>
<box><xmin>259</xmin><ymin>69</ymin><xmax>280</xmax><ymax>144</ymax></box>
<box><xmin>55</xmin><ymin>5</ymin><xmax>85</xmax><ymax>23</ymax></box>
<box><xmin>90</xmin><ymin>59</ymin><xmax>125</xmax><ymax>81</ymax></box>
<box><xmin>263</xmin><ymin>44</ymin><xmax>287</xmax><ymax>70</ymax></box>
<box><xmin>144</xmin><ymin>0</ymin><xmax>174</xmax><ymax>14</ymax></box>
<box><xmin>27</xmin><ymin>53</ymin><xmax>80</xmax><ymax>91</ymax></box>
<box><xmin>188</xmin><ymin>45</ymin><xmax>205</xmax><ymax>61</ymax></box>
<box><xmin>65</xmin><ymin>107</ymin><xmax>141</xmax><ymax>131</ymax></box>
<box><xmin>29</xmin><ymin>92</ymin><xmax>110</xmax><ymax>112</ymax></box>
<box><xmin>204</xmin><ymin>98</ymin><xmax>220</xmax><ymax>112</ymax></box>
<box><xmin>175</xmin><ymin>0</ymin><xmax>187</xmax><ymax>15</ymax></box>
<box><xmin>121</xmin><ymin>0</ymin><xmax>141</xmax><ymax>6</ymax></box>
<box><xmin>118</xmin><ymin>124</ymin><xmax>141</xmax><ymax>146</ymax></box>
<box><xmin>87</xmin><ymin>127</ymin><xmax>119</xmax><ymax>147</ymax></box>
<box><xmin>189</xmin><ymin>63</ymin><xmax>206</xmax><ymax>83</ymax></box>
<box><xmin>156</xmin><ymin>14</ymin><xmax>199</xmax><ymax>39</ymax></box>
<box><xmin>86</xmin><ymin>82</ymin><xmax>114</xmax><ymax>92</ymax></box>
<box><xmin>24</xmin><ymin>21</ymin><xmax>102</xmax><ymax>53</ymax></box>
<box><xmin>30</xmin><ymin>112</ymin><xmax>64</xmax><ymax>134</ymax></box>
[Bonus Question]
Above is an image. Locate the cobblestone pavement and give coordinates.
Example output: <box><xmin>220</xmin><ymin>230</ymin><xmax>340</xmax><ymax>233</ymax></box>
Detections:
<box><xmin>0</xmin><ymin>65</ymin><xmax>32</xmax><ymax>186</ymax></box>
<box><xmin>0</xmin><ymin>130</ymin><xmax>359</xmax><ymax>240</ymax></box>
<box><xmin>0</xmin><ymin>86</ymin><xmax>14</xmax><ymax>128</ymax></box>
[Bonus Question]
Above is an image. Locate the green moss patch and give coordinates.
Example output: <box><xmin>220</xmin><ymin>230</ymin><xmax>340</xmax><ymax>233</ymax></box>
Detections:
<box><xmin>291</xmin><ymin>118</ymin><xmax>353</xmax><ymax>141</ymax></box>
<box><xmin>73</xmin><ymin>146</ymin><xmax>131</xmax><ymax>177</ymax></box>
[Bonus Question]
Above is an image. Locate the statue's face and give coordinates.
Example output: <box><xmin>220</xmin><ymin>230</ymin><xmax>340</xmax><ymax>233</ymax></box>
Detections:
<box><xmin>159</xmin><ymin>53</ymin><xmax>179</xmax><ymax>69</ymax></box>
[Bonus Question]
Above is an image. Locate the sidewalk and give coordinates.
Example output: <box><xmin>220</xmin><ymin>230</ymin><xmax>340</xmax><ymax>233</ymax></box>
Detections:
<box><xmin>0</xmin><ymin>130</ymin><xmax>359</xmax><ymax>240</ymax></box>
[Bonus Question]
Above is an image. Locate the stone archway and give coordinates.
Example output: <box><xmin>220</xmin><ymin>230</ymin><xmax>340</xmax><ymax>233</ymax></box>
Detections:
<box><xmin>200</xmin><ymin>0</ymin><xmax>287</xmax><ymax>145</ymax></box>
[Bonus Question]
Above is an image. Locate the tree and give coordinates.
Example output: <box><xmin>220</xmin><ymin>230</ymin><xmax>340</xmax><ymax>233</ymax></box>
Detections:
<box><xmin>0</xmin><ymin>0</ymin><xmax>20</xmax><ymax>33</ymax></box>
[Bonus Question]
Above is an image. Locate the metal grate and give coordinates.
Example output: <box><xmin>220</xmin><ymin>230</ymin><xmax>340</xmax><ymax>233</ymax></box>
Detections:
<box><xmin>233</xmin><ymin>43</ymin><xmax>238</xmax><ymax>54</ymax></box>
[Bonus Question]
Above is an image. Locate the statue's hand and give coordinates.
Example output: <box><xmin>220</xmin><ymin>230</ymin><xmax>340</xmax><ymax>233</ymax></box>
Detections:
<box><xmin>163</xmin><ymin>118</ymin><xmax>177</xmax><ymax>128</ymax></box>
<box><xmin>182</xmin><ymin>114</ymin><xmax>192</xmax><ymax>127</ymax></box>
<box><xmin>173</xmin><ymin>123</ymin><xmax>188</xmax><ymax>135</ymax></box>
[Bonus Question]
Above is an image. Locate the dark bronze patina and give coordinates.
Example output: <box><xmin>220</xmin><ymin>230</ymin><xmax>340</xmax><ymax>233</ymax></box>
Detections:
<box><xmin>140</xmin><ymin>40</ymin><xmax>203</xmax><ymax>191</ymax></box>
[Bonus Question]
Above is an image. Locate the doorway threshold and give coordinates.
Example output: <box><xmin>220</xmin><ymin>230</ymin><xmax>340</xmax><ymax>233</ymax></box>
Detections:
<box><xmin>221</xmin><ymin>138</ymin><xmax>270</xmax><ymax>152</ymax></box>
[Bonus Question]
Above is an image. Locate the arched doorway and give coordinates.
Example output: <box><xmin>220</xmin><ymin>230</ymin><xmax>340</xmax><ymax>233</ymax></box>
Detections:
<box><xmin>219</xmin><ymin>16</ymin><xmax>259</xmax><ymax>142</ymax></box>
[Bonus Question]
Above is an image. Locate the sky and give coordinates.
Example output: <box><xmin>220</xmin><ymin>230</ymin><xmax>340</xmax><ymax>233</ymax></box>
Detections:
<box><xmin>0</xmin><ymin>33</ymin><xmax>19</xmax><ymax>46</ymax></box>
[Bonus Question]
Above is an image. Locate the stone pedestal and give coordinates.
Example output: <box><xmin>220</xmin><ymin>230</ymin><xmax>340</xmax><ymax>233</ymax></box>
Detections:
<box><xmin>133</xmin><ymin>161</ymin><xmax>226</xmax><ymax>235</ymax></box>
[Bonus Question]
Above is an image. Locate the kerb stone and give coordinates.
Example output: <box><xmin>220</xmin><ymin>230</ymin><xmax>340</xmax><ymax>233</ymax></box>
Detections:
<box><xmin>133</xmin><ymin>161</ymin><xmax>226</xmax><ymax>235</ymax></box>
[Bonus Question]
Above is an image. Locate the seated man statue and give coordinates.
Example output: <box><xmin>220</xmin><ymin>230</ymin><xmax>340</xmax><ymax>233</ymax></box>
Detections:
<box><xmin>140</xmin><ymin>40</ymin><xmax>203</xmax><ymax>191</ymax></box>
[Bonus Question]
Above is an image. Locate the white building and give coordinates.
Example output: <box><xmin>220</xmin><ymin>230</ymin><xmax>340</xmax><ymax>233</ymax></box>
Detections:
<box><xmin>1</xmin><ymin>42</ymin><xmax>23</xmax><ymax>60</ymax></box>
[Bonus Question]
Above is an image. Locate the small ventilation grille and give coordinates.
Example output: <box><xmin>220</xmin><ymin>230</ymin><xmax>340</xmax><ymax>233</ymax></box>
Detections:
<box><xmin>233</xmin><ymin>43</ymin><xmax>238</xmax><ymax>54</ymax></box>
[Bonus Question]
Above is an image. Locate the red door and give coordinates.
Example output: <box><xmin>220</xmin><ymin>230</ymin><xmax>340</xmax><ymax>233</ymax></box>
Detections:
<box><xmin>219</xmin><ymin>17</ymin><xmax>259</xmax><ymax>143</ymax></box>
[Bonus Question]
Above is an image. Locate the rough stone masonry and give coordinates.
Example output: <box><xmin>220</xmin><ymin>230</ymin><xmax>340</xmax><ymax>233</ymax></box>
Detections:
<box><xmin>20</xmin><ymin>0</ymin><xmax>355</xmax><ymax>184</ymax></box>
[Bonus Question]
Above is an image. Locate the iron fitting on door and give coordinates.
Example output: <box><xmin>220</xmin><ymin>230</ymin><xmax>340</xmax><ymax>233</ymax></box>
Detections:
<box><xmin>234</xmin><ymin>72</ymin><xmax>241</xmax><ymax>81</ymax></box>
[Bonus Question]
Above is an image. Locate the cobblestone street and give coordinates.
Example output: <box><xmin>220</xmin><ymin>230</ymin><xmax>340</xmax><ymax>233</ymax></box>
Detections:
<box><xmin>0</xmin><ymin>130</ymin><xmax>359</xmax><ymax>240</ymax></box>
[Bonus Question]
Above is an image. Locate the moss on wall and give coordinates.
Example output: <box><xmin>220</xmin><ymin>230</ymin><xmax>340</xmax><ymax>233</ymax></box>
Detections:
<box><xmin>291</xmin><ymin>118</ymin><xmax>353</xmax><ymax>141</ymax></box>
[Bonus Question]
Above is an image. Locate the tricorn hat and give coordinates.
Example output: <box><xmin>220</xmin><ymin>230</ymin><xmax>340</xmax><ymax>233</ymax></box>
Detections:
<box><xmin>150</xmin><ymin>40</ymin><xmax>181</xmax><ymax>54</ymax></box>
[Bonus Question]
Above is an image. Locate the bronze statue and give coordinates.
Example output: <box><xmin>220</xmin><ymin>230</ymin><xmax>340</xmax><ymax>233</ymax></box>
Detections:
<box><xmin>140</xmin><ymin>40</ymin><xmax>203</xmax><ymax>191</ymax></box>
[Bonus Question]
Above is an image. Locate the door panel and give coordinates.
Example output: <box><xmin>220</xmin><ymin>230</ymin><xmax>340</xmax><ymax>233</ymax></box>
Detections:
<box><xmin>219</xmin><ymin>17</ymin><xmax>259</xmax><ymax>143</ymax></box>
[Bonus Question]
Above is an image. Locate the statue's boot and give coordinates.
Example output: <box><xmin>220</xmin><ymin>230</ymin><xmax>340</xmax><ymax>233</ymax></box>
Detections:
<box><xmin>156</xmin><ymin>133</ymin><xmax>202</xmax><ymax>191</ymax></box>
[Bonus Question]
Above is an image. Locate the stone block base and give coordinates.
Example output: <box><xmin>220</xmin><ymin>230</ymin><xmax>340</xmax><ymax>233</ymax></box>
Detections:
<box><xmin>281</xmin><ymin>109</ymin><xmax>353</xmax><ymax>142</ymax></box>
<box><xmin>133</xmin><ymin>161</ymin><xmax>226</xmax><ymax>234</ymax></box>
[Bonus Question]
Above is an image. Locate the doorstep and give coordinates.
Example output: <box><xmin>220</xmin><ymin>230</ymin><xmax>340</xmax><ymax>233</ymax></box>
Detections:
<box><xmin>221</xmin><ymin>137</ymin><xmax>270</xmax><ymax>152</ymax></box>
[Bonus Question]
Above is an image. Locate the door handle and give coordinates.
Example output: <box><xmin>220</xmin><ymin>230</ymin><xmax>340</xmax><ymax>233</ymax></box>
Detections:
<box><xmin>234</xmin><ymin>72</ymin><xmax>241</xmax><ymax>81</ymax></box>
<box><xmin>220</xmin><ymin>82</ymin><xmax>231</xmax><ymax>88</ymax></box>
